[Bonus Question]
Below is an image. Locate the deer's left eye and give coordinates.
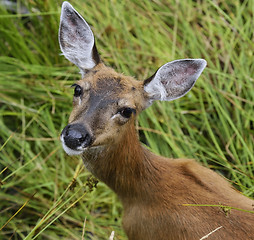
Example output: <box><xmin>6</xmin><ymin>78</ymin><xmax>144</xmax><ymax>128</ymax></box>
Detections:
<box><xmin>118</xmin><ymin>107</ymin><xmax>136</xmax><ymax>118</ymax></box>
<box><xmin>71</xmin><ymin>84</ymin><xmax>83</xmax><ymax>97</ymax></box>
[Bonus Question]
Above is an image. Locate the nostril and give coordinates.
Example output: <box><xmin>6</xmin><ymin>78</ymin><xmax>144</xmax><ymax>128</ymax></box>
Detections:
<box><xmin>79</xmin><ymin>135</ymin><xmax>87</xmax><ymax>144</ymax></box>
<box><xmin>78</xmin><ymin>133</ymin><xmax>93</xmax><ymax>147</ymax></box>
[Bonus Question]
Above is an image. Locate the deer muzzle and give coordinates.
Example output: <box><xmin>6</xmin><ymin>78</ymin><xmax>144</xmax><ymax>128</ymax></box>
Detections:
<box><xmin>60</xmin><ymin>123</ymin><xmax>93</xmax><ymax>155</ymax></box>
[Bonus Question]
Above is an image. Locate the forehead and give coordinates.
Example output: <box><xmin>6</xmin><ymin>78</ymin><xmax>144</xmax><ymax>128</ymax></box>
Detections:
<box><xmin>79</xmin><ymin>66</ymin><xmax>144</xmax><ymax>106</ymax></box>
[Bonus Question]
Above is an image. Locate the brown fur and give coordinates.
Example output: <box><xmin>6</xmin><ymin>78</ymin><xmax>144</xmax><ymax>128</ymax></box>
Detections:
<box><xmin>67</xmin><ymin>64</ymin><xmax>254</xmax><ymax>240</ymax></box>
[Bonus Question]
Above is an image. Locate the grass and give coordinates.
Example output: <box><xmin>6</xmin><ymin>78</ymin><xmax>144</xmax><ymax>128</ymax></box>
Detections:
<box><xmin>0</xmin><ymin>0</ymin><xmax>253</xmax><ymax>239</ymax></box>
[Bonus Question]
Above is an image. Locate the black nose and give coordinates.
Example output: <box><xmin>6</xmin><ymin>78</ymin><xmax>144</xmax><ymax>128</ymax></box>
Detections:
<box><xmin>61</xmin><ymin>124</ymin><xmax>93</xmax><ymax>150</ymax></box>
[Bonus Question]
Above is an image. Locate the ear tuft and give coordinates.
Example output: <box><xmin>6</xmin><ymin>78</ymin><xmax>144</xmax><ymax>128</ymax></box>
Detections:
<box><xmin>144</xmin><ymin>59</ymin><xmax>206</xmax><ymax>104</ymax></box>
<box><xmin>59</xmin><ymin>1</ymin><xmax>100</xmax><ymax>76</ymax></box>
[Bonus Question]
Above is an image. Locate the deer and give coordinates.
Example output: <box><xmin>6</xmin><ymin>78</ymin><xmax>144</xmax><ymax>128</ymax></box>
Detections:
<box><xmin>59</xmin><ymin>2</ymin><xmax>254</xmax><ymax>240</ymax></box>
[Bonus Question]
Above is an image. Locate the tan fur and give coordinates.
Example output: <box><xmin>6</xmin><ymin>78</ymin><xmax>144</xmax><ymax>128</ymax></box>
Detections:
<box><xmin>67</xmin><ymin>63</ymin><xmax>254</xmax><ymax>240</ymax></box>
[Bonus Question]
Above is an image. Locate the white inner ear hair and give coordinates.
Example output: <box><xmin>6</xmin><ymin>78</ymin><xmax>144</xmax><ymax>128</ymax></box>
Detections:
<box><xmin>144</xmin><ymin>77</ymin><xmax>168</xmax><ymax>101</ymax></box>
<box><xmin>60</xmin><ymin>26</ymin><xmax>96</xmax><ymax>74</ymax></box>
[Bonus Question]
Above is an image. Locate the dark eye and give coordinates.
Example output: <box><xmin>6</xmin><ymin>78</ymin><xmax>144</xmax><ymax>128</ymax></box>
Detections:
<box><xmin>119</xmin><ymin>108</ymin><xmax>136</xmax><ymax>118</ymax></box>
<box><xmin>71</xmin><ymin>84</ymin><xmax>83</xmax><ymax>97</ymax></box>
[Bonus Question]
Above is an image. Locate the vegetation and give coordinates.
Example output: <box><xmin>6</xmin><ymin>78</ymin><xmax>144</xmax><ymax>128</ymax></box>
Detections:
<box><xmin>0</xmin><ymin>0</ymin><xmax>253</xmax><ymax>239</ymax></box>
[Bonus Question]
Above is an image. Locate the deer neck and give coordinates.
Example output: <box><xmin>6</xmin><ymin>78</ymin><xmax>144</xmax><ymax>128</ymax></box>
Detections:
<box><xmin>81</xmin><ymin>123</ymin><xmax>160</xmax><ymax>201</ymax></box>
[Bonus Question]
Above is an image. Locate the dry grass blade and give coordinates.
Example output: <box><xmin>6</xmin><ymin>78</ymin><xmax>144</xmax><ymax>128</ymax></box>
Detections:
<box><xmin>0</xmin><ymin>192</ymin><xmax>36</xmax><ymax>231</ymax></box>
<box><xmin>199</xmin><ymin>226</ymin><xmax>223</xmax><ymax>240</ymax></box>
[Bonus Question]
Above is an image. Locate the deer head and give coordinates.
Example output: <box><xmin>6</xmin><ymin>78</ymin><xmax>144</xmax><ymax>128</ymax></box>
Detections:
<box><xmin>59</xmin><ymin>1</ymin><xmax>206</xmax><ymax>156</ymax></box>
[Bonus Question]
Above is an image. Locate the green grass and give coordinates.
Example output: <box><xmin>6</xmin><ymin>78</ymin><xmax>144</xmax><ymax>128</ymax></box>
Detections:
<box><xmin>0</xmin><ymin>0</ymin><xmax>253</xmax><ymax>239</ymax></box>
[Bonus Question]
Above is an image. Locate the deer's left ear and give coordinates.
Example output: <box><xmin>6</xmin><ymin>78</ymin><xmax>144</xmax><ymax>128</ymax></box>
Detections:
<box><xmin>59</xmin><ymin>2</ymin><xmax>100</xmax><ymax>77</ymax></box>
<box><xmin>143</xmin><ymin>59</ymin><xmax>207</xmax><ymax>106</ymax></box>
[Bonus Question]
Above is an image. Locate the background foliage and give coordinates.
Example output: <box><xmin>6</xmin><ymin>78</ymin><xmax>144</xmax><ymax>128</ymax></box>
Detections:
<box><xmin>0</xmin><ymin>0</ymin><xmax>253</xmax><ymax>239</ymax></box>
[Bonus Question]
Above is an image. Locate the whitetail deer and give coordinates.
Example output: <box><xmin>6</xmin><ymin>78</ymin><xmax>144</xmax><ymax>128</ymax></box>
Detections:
<box><xmin>59</xmin><ymin>2</ymin><xmax>254</xmax><ymax>239</ymax></box>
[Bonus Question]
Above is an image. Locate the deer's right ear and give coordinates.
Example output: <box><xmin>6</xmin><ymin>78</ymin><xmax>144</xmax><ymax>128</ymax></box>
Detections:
<box><xmin>59</xmin><ymin>1</ymin><xmax>100</xmax><ymax>76</ymax></box>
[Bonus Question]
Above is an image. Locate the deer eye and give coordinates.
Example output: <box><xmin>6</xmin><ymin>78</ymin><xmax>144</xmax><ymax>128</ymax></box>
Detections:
<box><xmin>118</xmin><ymin>107</ymin><xmax>136</xmax><ymax>118</ymax></box>
<box><xmin>71</xmin><ymin>84</ymin><xmax>83</xmax><ymax>97</ymax></box>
